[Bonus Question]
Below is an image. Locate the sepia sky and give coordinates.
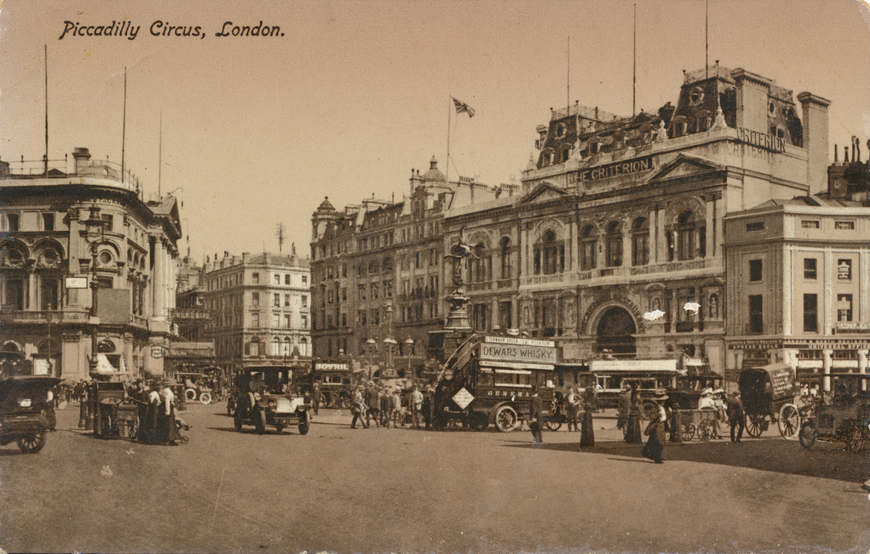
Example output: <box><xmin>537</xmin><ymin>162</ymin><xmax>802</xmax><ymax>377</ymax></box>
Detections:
<box><xmin>1</xmin><ymin>0</ymin><xmax>869</xmax><ymax>262</ymax></box>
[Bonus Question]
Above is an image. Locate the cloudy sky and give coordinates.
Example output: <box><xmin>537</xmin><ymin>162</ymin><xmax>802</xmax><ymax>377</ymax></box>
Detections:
<box><xmin>1</xmin><ymin>0</ymin><xmax>868</xmax><ymax>262</ymax></box>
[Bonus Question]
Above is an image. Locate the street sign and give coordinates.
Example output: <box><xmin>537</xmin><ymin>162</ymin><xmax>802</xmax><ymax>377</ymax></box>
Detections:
<box><xmin>65</xmin><ymin>277</ymin><xmax>88</xmax><ymax>289</ymax></box>
<box><xmin>452</xmin><ymin>387</ymin><xmax>474</xmax><ymax>410</ymax></box>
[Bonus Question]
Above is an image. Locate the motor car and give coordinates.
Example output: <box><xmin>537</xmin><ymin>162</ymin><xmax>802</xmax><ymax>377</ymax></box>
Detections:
<box><xmin>799</xmin><ymin>373</ymin><xmax>870</xmax><ymax>452</ymax></box>
<box><xmin>232</xmin><ymin>366</ymin><xmax>310</xmax><ymax>434</ymax></box>
<box><xmin>0</xmin><ymin>375</ymin><xmax>59</xmax><ymax>453</ymax></box>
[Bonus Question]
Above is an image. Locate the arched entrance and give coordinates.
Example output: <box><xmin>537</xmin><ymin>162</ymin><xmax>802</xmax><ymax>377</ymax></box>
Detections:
<box><xmin>595</xmin><ymin>306</ymin><xmax>637</xmax><ymax>356</ymax></box>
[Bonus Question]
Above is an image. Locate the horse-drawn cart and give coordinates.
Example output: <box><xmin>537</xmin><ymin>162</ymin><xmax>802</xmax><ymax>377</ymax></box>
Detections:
<box><xmin>738</xmin><ymin>363</ymin><xmax>802</xmax><ymax>439</ymax></box>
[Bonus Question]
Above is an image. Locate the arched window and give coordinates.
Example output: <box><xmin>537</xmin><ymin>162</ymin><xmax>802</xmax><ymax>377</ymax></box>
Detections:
<box><xmin>605</xmin><ymin>221</ymin><xmax>623</xmax><ymax>267</ymax></box>
<box><xmin>631</xmin><ymin>217</ymin><xmax>649</xmax><ymax>266</ymax></box>
<box><xmin>677</xmin><ymin>211</ymin><xmax>705</xmax><ymax>260</ymax></box>
<box><xmin>469</xmin><ymin>243</ymin><xmax>488</xmax><ymax>282</ymax></box>
<box><xmin>534</xmin><ymin>231</ymin><xmax>564</xmax><ymax>275</ymax></box>
<box><xmin>271</xmin><ymin>336</ymin><xmax>281</xmax><ymax>357</ymax></box>
<box><xmin>500</xmin><ymin>237</ymin><xmax>511</xmax><ymax>279</ymax></box>
<box><xmin>580</xmin><ymin>225</ymin><xmax>597</xmax><ymax>271</ymax></box>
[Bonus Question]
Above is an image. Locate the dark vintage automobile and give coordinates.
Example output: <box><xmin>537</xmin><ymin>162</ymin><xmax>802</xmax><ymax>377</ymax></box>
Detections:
<box><xmin>799</xmin><ymin>373</ymin><xmax>870</xmax><ymax>452</ymax></box>
<box><xmin>0</xmin><ymin>375</ymin><xmax>59</xmax><ymax>453</ymax></box>
<box><xmin>233</xmin><ymin>366</ymin><xmax>310</xmax><ymax>435</ymax></box>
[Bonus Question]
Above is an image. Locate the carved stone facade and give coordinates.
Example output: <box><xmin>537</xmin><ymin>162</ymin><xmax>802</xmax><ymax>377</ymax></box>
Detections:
<box><xmin>442</xmin><ymin>66</ymin><xmax>830</xmax><ymax>377</ymax></box>
<box><xmin>0</xmin><ymin>147</ymin><xmax>182</xmax><ymax>379</ymax></box>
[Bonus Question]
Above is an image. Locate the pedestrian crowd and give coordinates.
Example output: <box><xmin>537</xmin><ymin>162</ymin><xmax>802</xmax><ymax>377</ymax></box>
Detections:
<box><xmin>350</xmin><ymin>381</ymin><xmax>434</xmax><ymax>430</ymax></box>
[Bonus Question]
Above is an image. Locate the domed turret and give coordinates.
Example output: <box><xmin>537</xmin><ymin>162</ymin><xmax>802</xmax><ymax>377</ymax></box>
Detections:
<box><xmin>421</xmin><ymin>156</ymin><xmax>446</xmax><ymax>183</ymax></box>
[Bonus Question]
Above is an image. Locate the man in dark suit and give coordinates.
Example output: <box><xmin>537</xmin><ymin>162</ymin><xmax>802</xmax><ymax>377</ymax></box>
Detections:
<box><xmin>529</xmin><ymin>385</ymin><xmax>544</xmax><ymax>444</ymax></box>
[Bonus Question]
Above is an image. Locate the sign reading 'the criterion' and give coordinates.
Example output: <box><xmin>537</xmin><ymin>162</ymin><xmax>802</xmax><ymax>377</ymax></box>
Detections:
<box><xmin>577</xmin><ymin>156</ymin><xmax>652</xmax><ymax>183</ymax></box>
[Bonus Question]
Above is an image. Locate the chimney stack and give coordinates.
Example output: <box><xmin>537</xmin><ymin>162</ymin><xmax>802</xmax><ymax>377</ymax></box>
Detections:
<box><xmin>797</xmin><ymin>92</ymin><xmax>832</xmax><ymax>195</ymax></box>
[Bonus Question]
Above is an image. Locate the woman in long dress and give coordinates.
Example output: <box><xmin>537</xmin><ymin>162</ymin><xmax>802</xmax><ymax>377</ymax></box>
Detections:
<box><xmin>642</xmin><ymin>400</ymin><xmax>667</xmax><ymax>464</ymax></box>
<box><xmin>160</xmin><ymin>381</ymin><xmax>182</xmax><ymax>445</ymax></box>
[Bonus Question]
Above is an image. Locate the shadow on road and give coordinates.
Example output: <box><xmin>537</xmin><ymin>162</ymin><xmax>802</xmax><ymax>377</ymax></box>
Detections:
<box><xmin>502</xmin><ymin>437</ymin><xmax>870</xmax><ymax>484</ymax></box>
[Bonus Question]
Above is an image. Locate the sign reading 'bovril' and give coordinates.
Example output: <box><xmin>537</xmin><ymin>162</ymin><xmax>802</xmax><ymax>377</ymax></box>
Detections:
<box><xmin>577</xmin><ymin>156</ymin><xmax>652</xmax><ymax>182</ymax></box>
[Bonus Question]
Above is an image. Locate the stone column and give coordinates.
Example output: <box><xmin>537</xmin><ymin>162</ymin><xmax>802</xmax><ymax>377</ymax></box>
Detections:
<box><xmin>859</xmin><ymin>350</ymin><xmax>869</xmax><ymax>392</ymax></box>
<box><xmin>649</xmin><ymin>207</ymin><xmax>658</xmax><ymax>264</ymax></box>
<box><xmin>569</xmin><ymin>218</ymin><xmax>578</xmax><ymax>272</ymax></box>
<box><xmin>621</xmin><ymin>227</ymin><xmax>631</xmax><ymax>269</ymax></box>
<box><xmin>705</xmin><ymin>195</ymin><xmax>715</xmax><ymax>259</ymax></box>
<box><xmin>822</xmin><ymin>349</ymin><xmax>832</xmax><ymax>392</ymax></box>
<box><xmin>656</xmin><ymin>204</ymin><xmax>667</xmax><ymax>264</ymax></box>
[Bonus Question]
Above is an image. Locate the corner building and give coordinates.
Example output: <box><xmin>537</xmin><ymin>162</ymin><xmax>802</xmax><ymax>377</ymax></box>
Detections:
<box><xmin>0</xmin><ymin>148</ymin><xmax>181</xmax><ymax>379</ymax></box>
<box><xmin>724</xmin><ymin>158</ymin><xmax>870</xmax><ymax>389</ymax></box>
<box><xmin>443</xmin><ymin>65</ymin><xmax>830</xmax><ymax>377</ymax></box>
<box><xmin>202</xmin><ymin>251</ymin><xmax>311</xmax><ymax>372</ymax></box>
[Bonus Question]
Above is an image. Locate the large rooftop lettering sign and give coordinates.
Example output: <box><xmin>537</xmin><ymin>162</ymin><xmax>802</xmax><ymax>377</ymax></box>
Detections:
<box><xmin>577</xmin><ymin>156</ymin><xmax>652</xmax><ymax>182</ymax></box>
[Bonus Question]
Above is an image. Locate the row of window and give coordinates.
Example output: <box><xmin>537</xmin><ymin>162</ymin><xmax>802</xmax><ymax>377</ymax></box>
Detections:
<box><xmin>748</xmin><ymin>258</ymin><xmax>854</xmax><ymax>282</ymax></box>
<box><xmin>207</xmin><ymin>271</ymin><xmax>308</xmax><ymax>291</ymax></box>
<box><xmin>746</xmin><ymin>292</ymin><xmax>855</xmax><ymax>334</ymax></box>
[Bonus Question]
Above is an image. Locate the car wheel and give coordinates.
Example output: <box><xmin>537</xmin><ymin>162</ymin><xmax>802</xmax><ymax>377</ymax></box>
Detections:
<box><xmin>199</xmin><ymin>392</ymin><xmax>212</xmax><ymax>405</ymax></box>
<box><xmin>185</xmin><ymin>389</ymin><xmax>197</xmax><ymax>401</ymax></box>
<box><xmin>298</xmin><ymin>412</ymin><xmax>310</xmax><ymax>435</ymax></box>
<box><xmin>799</xmin><ymin>421</ymin><xmax>816</xmax><ymax>450</ymax></box>
<box><xmin>16</xmin><ymin>432</ymin><xmax>46</xmax><ymax>454</ymax></box>
<box><xmin>494</xmin><ymin>405</ymin><xmax>518</xmax><ymax>433</ymax></box>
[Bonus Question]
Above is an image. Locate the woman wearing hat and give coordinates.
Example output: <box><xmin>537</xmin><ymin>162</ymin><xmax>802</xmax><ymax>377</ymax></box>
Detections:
<box><xmin>642</xmin><ymin>396</ymin><xmax>667</xmax><ymax>464</ymax></box>
<box><xmin>159</xmin><ymin>380</ymin><xmax>182</xmax><ymax>445</ymax></box>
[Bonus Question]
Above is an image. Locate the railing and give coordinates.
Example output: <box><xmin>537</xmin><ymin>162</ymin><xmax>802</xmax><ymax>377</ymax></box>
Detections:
<box><xmin>0</xmin><ymin>309</ymin><xmax>89</xmax><ymax>323</ymax></box>
<box><xmin>0</xmin><ymin>156</ymin><xmax>144</xmax><ymax>197</ymax></box>
<box><xmin>630</xmin><ymin>258</ymin><xmax>714</xmax><ymax>276</ymax></box>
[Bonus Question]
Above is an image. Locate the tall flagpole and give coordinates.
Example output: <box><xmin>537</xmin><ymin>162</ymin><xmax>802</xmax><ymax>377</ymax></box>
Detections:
<box><xmin>158</xmin><ymin>111</ymin><xmax>163</xmax><ymax>197</ymax></box>
<box><xmin>567</xmin><ymin>36</ymin><xmax>570</xmax><ymax>115</ymax></box>
<box><xmin>446</xmin><ymin>95</ymin><xmax>451</xmax><ymax>185</ymax></box>
<box><xmin>705</xmin><ymin>0</ymin><xmax>709</xmax><ymax>79</ymax></box>
<box><xmin>632</xmin><ymin>4</ymin><xmax>637</xmax><ymax>117</ymax></box>
<box><xmin>121</xmin><ymin>67</ymin><xmax>127</xmax><ymax>184</ymax></box>
<box><xmin>44</xmin><ymin>45</ymin><xmax>49</xmax><ymax>176</ymax></box>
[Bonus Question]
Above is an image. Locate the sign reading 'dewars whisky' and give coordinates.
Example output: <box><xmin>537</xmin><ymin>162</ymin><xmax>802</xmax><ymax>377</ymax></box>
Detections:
<box><xmin>479</xmin><ymin>336</ymin><xmax>557</xmax><ymax>365</ymax></box>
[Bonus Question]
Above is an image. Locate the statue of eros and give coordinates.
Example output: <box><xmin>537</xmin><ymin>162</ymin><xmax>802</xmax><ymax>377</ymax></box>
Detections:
<box><xmin>445</xmin><ymin>225</ymin><xmax>478</xmax><ymax>288</ymax></box>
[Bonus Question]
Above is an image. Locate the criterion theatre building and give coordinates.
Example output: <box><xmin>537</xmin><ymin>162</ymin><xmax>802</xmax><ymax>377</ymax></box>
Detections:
<box><xmin>443</xmin><ymin>65</ymin><xmax>831</xmax><ymax>378</ymax></box>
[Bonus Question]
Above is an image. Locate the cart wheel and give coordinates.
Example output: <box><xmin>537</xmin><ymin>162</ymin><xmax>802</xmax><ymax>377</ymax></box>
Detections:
<box><xmin>745</xmin><ymin>414</ymin><xmax>765</xmax><ymax>438</ymax></box>
<box><xmin>698</xmin><ymin>420</ymin><xmax>713</xmax><ymax>442</ymax></box>
<box><xmin>185</xmin><ymin>389</ymin><xmax>197</xmax><ymax>401</ymax></box>
<box><xmin>778</xmin><ymin>403</ymin><xmax>800</xmax><ymax>440</ymax></box>
<box><xmin>546</xmin><ymin>420</ymin><xmax>563</xmax><ymax>431</ymax></box>
<box><xmin>199</xmin><ymin>392</ymin><xmax>212</xmax><ymax>405</ymax></box>
<box><xmin>681</xmin><ymin>423</ymin><xmax>696</xmax><ymax>441</ymax></box>
<box><xmin>494</xmin><ymin>405</ymin><xmax>518</xmax><ymax>433</ymax></box>
<box><xmin>799</xmin><ymin>421</ymin><xmax>816</xmax><ymax>450</ymax></box>
<box><xmin>16</xmin><ymin>432</ymin><xmax>46</xmax><ymax>454</ymax></box>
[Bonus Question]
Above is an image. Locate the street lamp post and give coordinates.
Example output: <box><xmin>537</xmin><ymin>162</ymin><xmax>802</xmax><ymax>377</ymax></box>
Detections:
<box><xmin>83</xmin><ymin>205</ymin><xmax>106</xmax><ymax>376</ymax></box>
<box><xmin>366</xmin><ymin>338</ymin><xmax>376</xmax><ymax>379</ymax></box>
<box><xmin>405</xmin><ymin>337</ymin><xmax>415</xmax><ymax>381</ymax></box>
<box><xmin>384</xmin><ymin>302</ymin><xmax>394</xmax><ymax>369</ymax></box>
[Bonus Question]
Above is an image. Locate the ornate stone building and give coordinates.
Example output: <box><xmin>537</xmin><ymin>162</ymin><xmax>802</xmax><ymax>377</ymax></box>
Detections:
<box><xmin>309</xmin><ymin>158</ymin><xmax>500</xmax><ymax>372</ymax></box>
<box><xmin>443</xmin><ymin>65</ymin><xmax>831</xmax><ymax>376</ymax></box>
<box><xmin>0</xmin><ymin>147</ymin><xmax>181</xmax><ymax>379</ymax></box>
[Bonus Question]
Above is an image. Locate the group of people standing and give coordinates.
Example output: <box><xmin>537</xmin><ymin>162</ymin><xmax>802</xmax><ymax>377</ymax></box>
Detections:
<box><xmin>351</xmin><ymin>381</ymin><xmax>433</xmax><ymax>430</ymax></box>
<box><xmin>128</xmin><ymin>379</ymin><xmax>185</xmax><ymax>445</ymax></box>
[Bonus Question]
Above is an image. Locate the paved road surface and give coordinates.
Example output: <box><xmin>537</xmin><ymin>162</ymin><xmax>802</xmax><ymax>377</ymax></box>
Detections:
<box><xmin>1</xmin><ymin>402</ymin><xmax>869</xmax><ymax>553</ymax></box>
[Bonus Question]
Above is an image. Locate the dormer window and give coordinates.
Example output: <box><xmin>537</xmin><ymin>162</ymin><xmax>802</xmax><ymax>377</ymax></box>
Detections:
<box><xmin>555</xmin><ymin>123</ymin><xmax>566</xmax><ymax>138</ymax></box>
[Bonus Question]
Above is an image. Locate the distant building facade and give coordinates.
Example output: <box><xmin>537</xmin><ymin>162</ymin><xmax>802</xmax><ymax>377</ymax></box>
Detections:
<box><xmin>0</xmin><ymin>147</ymin><xmax>181</xmax><ymax>379</ymax></box>
<box><xmin>309</xmin><ymin>158</ymin><xmax>500</xmax><ymax>373</ymax></box>
<box><xmin>441</xmin><ymin>65</ymin><xmax>830</xmax><ymax>377</ymax></box>
<box><xmin>724</xmin><ymin>153</ymin><xmax>870</xmax><ymax>389</ymax></box>
<box><xmin>202</xmin><ymin>251</ymin><xmax>311</xmax><ymax>371</ymax></box>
